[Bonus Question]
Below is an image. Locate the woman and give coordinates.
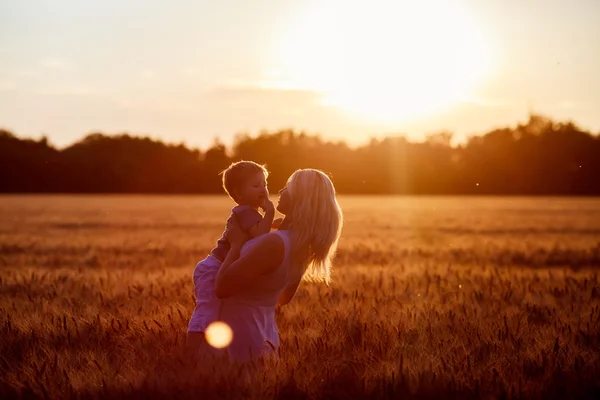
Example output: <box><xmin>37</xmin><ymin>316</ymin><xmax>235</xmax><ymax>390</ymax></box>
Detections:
<box><xmin>193</xmin><ymin>168</ymin><xmax>343</xmax><ymax>362</ymax></box>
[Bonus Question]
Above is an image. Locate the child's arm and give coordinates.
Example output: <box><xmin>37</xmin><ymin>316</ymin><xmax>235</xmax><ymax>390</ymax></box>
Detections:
<box><xmin>246</xmin><ymin>200</ymin><xmax>275</xmax><ymax>237</ymax></box>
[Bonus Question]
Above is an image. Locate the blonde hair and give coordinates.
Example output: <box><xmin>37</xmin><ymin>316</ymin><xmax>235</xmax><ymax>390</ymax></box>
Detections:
<box><xmin>286</xmin><ymin>169</ymin><xmax>343</xmax><ymax>284</ymax></box>
<box><xmin>220</xmin><ymin>160</ymin><xmax>268</xmax><ymax>202</ymax></box>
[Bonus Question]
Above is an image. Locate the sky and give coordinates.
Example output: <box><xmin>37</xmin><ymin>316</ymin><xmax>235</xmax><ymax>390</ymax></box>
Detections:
<box><xmin>1</xmin><ymin>0</ymin><xmax>599</xmax><ymax>149</ymax></box>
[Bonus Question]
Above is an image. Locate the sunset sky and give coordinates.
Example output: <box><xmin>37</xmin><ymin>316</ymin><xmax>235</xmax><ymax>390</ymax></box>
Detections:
<box><xmin>1</xmin><ymin>0</ymin><xmax>599</xmax><ymax>149</ymax></box>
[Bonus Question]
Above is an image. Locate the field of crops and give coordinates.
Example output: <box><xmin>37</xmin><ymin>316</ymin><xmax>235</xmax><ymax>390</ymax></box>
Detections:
<box><xmin>1</xmin><ymin>195</ymin><xmax>599</xmax><ymax>399</ymax></box>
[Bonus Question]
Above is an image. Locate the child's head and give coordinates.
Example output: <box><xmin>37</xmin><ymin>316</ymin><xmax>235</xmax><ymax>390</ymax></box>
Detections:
<box><xmin>220</xmin><ymin>160</ymin><xmax>269</xmax><ymax>207</ymax></box>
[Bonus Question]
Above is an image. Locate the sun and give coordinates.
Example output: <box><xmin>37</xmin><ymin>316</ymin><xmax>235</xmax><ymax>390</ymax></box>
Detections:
<box><xmin>270</xmin><ymin>0</ymin><xmax>494</xmax><ymax>124</ymax></box>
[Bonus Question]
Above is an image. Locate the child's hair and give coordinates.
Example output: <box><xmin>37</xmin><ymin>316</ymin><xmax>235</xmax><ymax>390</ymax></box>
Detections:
<box><xmin>220</xmin><ymin>160</ymin><xmax>269</xmax><ymax>202</ymax></box>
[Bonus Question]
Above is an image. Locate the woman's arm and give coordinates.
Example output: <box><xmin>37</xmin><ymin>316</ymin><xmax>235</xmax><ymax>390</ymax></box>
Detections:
<box><xmin>278</xmin><ymin>279</ymin><xmax>301</xmax><ymax>305</ymax></box>
<box><xmin>215</xmin><ymin>233</ymin><xmax>285</xmax><ymax>299</ymax></box>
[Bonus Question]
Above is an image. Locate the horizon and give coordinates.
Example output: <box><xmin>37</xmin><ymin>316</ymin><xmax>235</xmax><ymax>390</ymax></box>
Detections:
<box><xmin>0</xmin><ymin>114</ymin><xmax>600</xmax><ymax>151</ymax></box>
<box><xmin>2</xmin><ymin>0</ymin><xmax>599</xmax><ymax>149</ymax></box>
<box><xmin>3</xmin><ymin>113</ymin><xmax>598</xmax><ymax>152</ymax></box>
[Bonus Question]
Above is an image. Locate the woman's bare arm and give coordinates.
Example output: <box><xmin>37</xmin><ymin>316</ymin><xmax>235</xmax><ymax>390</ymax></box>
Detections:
<box><xmin>215</xmin><ymin>233</ymin><xmax>285</xmax><ymax>299</ymax></box>
<box><xmin>278</xmin><ymin>279</ymin><xmax>301</xmax><ymax>305</ymax></box>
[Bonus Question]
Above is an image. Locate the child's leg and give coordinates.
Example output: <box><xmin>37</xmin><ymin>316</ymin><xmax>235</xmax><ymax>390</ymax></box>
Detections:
<box><xmin>186</xmin><ymin>331</ymin><xmax>212</xmax><ymax>354</ymax></box>
<box><xmin>186</xmin><ymin>331</ymin><xmax>204</xmax><ymax>352</ymax></box>
<box><xmin>187</xmin><ymin>256</ymin><xmax>222</xmax><ymax>348</ymax></box>
<box><xmin>186</xmin><ymin>331</ymin><xmax>229</xmax><ymax>362</ymax></box>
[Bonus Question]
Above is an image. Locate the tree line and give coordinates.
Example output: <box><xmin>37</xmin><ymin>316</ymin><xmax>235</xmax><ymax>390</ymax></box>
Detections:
<box><xmin>1</xmin><ymin>114</ymin><xmax>599</xmax><ymax>195</ymax></box>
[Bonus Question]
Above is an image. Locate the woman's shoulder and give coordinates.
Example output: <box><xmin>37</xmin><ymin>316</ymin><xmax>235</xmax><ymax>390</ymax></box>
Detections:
<box><xmin>259</xmin><ymin>231</ymin><xmax>288</xmax><ymax>247</ymax></box>
<box><xmin>240</xmin><ymin>232</ymin><xmax>287</xmax><ymax>271</ymax></box>
<box><xmin>271</xmin><ymin>229</ymin><xmax>291</xmax><ymax>239</ymax></box>
<box><xmin>250</xmin><ymin>232</ymin><xmax>291</xmax><ymax>261</ymax></box>
<box><xmin>243</xmin><ymin>231</ymin><xmax>286</xmax><ymax>253</ymax></box>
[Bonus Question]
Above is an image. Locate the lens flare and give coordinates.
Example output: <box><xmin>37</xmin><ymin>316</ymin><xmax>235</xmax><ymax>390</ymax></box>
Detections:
<box><xmin>205</xmin><ymin>321</ymin><xmax>233</xmax><ymax>349</ymax></box>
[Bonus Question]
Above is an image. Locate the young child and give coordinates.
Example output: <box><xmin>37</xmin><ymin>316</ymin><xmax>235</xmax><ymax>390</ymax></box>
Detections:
<box><xmin>187</xmin><ymin>160</ymin><xmax>276</xmax><ymax>337</ymax></box>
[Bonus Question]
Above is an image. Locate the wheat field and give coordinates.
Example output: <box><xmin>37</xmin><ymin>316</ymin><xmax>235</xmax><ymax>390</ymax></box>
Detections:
<box><xmin>1</xmin><ymin>195</ymin><xmax>599</xmax><ymax>399</ymax></box>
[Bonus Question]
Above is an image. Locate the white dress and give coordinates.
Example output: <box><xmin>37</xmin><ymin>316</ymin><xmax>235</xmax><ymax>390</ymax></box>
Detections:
<box><xmin>217</xmin><ymin>230</ymin><xmax>294</xmax><ymax>362</ymax></box>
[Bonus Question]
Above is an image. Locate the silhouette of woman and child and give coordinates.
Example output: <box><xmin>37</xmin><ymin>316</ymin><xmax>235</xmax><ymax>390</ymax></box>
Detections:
<box><xmin>186</xmin><ymin>161</ymin><xmax>343</xmax><ymax>363</ymax></box>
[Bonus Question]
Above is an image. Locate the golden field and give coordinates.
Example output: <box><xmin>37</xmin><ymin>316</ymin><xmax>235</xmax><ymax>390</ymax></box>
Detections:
<box><xmin>1</xmin><ymin>195</ymin><xmax>599</xmax><ymax>399</ymax></box>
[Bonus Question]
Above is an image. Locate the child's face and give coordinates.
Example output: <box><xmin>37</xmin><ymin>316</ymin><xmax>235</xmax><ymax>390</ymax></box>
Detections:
<box><xmin>235</xmin><ymin>172</ymin><xmax>268</xmax><ymax>208</ymax></box>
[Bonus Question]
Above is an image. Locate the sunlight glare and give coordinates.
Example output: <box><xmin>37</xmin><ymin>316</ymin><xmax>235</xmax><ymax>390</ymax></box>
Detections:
<box><xmin>272</xmin><ymin>0</ymin><xmax>494</xmax><ymax>124</ymax></box>
<box><xmin>205</xmin><ymin>321</ymin><xmax>233</xmax><ymax>349</ymax></box>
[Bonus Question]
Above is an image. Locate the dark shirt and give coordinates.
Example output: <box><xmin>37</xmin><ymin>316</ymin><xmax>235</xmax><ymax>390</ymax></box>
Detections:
<box><xmin>210</xmin><ymin>205</ymin><xmax>263</xmax><ymax>262</ymax></box>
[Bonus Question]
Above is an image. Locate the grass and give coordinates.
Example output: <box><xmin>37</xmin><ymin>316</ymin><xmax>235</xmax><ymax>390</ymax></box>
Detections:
<box><xmin>1</xmin><ymin>195</ymin><xmax>599</xmax><ymax>399</ymax></box>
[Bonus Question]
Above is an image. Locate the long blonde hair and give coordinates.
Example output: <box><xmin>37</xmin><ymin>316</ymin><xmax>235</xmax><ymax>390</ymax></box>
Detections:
<box><xmin>286</xmin><ymin>169</ymin><xmax>343</xmax><ymax>284</ymax></box>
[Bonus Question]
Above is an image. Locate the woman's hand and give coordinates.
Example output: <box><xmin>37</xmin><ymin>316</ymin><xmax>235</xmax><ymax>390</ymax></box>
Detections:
<box><xmin>227</xmin><ymin>217</ymin><xmax>250</xmax><ymax>247</ymax></box>
<box><xmin>272</xmin><ymin>217</ymin><xmax>283</xmax><ymax>229</ymax></box>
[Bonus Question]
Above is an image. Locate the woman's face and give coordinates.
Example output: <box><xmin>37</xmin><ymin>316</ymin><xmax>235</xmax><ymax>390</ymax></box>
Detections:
<box><xmin>276</xmin><ymin>186</ymin><xmax>292</xmax><ymax>215</ymax></box>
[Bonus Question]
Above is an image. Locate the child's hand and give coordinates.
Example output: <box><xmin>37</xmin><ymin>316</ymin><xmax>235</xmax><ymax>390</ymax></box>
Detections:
<box><xmin>272</xmin><ymin>217</ymin><xmax>283</xmax><ymax>229</ymax></box>
<box><xmin>260</xmin><ymin>198</ymin><xmax>275</xmax><ymax>214</ymax></box>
